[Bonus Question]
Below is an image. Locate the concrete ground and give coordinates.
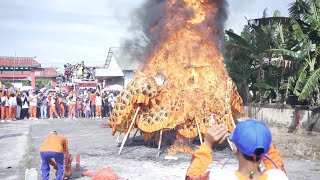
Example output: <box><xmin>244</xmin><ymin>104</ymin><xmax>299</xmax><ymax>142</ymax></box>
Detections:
<box><xmin>0</xmin><ymin>118</ymin><xmax>319</xmax><ymax>180</ymax></box>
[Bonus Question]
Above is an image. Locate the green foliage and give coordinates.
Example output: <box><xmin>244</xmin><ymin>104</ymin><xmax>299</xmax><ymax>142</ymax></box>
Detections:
<box><xmin>22</xmin><ymin>80</ymin><xmax>31</xmax><ymax>86</ymax></box>
<box><xmin>35</xmin><ymin>80</ymin><xmax>51</xmax><ymax>88</ymax></box>
<box><xmin>299</xmin><ymin>67</ymin><xmax>320</xmax><ymax>100</ymax></box>
<box><xmin>224</xmin><ymin>2</ymin><xmax>320</xmax><ymax>105</ymax></box>
<box><xmin>1</xmin><ymin>81</ymin><xmax>13</xmax><ymax>87</ymax></box>
<box><xmin>225</xmin><ymin>30</ymin><xmax>254</xmax><ymax>51</ymax></box>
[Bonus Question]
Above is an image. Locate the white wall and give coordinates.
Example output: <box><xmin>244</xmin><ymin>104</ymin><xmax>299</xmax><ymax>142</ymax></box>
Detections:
<box><xmin>244</xmin><ymin>106</ymin><xmax>320</xmax><ymax>132</ymax></box>
<box><xmin>12</xmin><ymin>81</ymin><xmax>23</xmax><ymax>88</ymax></box>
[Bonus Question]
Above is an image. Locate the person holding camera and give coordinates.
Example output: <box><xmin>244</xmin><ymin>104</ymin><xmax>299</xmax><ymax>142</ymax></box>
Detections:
<box><xmin>8</xmin><ymin>91</ymin><xmax>17</xmax><ymax>121</ymax></box>
<box><xmin>20</xmin><ymin>92</ymin><xmax>29</xmax><ymax>119</ymax></box>
<box><xmin>186</xmin><ymin>118</ymin><xmax>287</xmax><ymax>180</ymax></box>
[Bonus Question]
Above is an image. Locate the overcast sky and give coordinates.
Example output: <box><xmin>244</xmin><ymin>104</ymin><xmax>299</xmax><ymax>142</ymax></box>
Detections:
<box><xmin>0</xmin><ymin>0</ymin><xmax>295</xmax><ymax>71</ymax></box>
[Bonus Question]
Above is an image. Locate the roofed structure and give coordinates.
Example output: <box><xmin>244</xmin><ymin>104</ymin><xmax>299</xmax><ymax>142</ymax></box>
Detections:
<box><xmin>35</xmin><ymin>68</ymin><xmax>60</xmax><ymax>78</ymax></box>
<box><xmin>0</xmin><ymin>56</ymin><xmax>41</xmax><ymax>68</ymax></box>
<box><xmin>104</xmin><ymin>48</ymin><xmax>145</xmax><ymax>71</ymax></box>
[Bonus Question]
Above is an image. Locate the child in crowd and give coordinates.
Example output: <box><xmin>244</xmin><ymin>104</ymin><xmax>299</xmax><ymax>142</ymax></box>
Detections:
<box><xmin>84</xmin><ymin>100</ymin><xmax>91</xmax><ymax>119</ymax></box>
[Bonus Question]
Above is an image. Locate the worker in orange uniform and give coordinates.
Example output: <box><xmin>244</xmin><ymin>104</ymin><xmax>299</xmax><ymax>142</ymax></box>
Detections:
<box><xmin>68</xmin><ymin>93</ymin><xmax>76</xmax><ymax>118</ymax></box>
<box><xmin>186</xmin><ymin>118</ymin><xmax>287</xmax><ymax>180</ymax></box>
<box><xmin>29</xmin><ymin>91</ymin><xmax>38</xmax><ymax>120</ymax></box>
<box><xmin>8</xmin><ymin>91</ymin><xmax>17</xmax><ymax>120</ymax></box>
<box><xmin>40</xmin><ymin>131</ymin><xmax>69</xmax><ymax>180</ymax></box>
<box><xmin>1</xmin><ymin>90</ymin><xmax>9</xmax><ymax>122</ymax></box>
<box><xmin>49</xmin><ymin>96</ymin><xmax>60</xmax><ymax>119</ymax></box>
<box><xmin>95</xmin><ymin>92</ymin><xmax>102</xmax><ymax>118</ymax></box>
<box><xmin>59</xmin><ymin>97</ymin><xmax>66</xmax><ymax>118</ymax></box>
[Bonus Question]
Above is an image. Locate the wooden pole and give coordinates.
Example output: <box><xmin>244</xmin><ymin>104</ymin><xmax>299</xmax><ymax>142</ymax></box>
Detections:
<box><xmin>118</xmin><ymin>106</ymin><xmax>141</xmax><ymax>155</ymax></box>
<box><xmin>129</xmin><ymin>128</ymin><xmax>139</xmax><ymax>144</ymax></box>
<box><xmin>157</xmin><ymin>130</ymin><xmax>163</xmax><ymax>156</ymax></box>
<box><xmin>195</xmin><ymin>119</ymin><xmax>203</xmax><ymax>145</ymax></box>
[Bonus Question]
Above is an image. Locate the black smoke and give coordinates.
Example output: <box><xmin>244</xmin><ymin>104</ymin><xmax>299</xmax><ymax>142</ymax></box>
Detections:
<box><xmin>120</xmin><ymin>0</ymin><xmax>229</xmax><ymax>65</ymax></box>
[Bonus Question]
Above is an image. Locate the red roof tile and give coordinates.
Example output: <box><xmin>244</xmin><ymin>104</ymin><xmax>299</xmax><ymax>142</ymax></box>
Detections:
<box><xmin>35</xmin><ymin>68</ymin><xmax>60</xmax><ymax>78</ymax></box>
<box><xmin>0</xmin><ymin>57</ymin><xmax>41</xmax><ymax>68</ymax></box>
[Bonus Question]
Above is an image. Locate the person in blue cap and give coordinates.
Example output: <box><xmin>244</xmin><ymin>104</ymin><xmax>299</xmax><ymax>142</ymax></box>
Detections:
<box><xmin>186</xmin><ymin>118</ymin><xmax>287</xmax><ymax>180</ymax></box>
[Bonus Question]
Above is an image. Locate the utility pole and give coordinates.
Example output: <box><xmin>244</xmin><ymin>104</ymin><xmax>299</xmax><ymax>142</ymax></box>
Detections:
<box><xmin>13</xmin><ymin>52</ymin><xmax>16</xmax><ymax>84</ymax></box>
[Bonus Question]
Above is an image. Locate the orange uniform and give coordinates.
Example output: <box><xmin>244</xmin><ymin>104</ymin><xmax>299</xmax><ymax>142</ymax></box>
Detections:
<box><xmin>8</xmin><ymin>91</ymin><xmax>19</xmax><ymax>119</ymax></box>
<box><xmin>59</xmin><ymin>99</ymin><xmax>65</xmax><ymax>118</ymax></box>
<box><xmin>68</xmin><ymin>94</ymin><xmax>76</xmax><ymax>118</ymax></box>
<box><xmin>49</xmin><ymin>98</ymin><xmax>59</xmax><ymax>119</ymax></box>
<box><xmin>186</xmin><ymin>144</ymin><xmax>285</xmax><ymax>179</ymax></box>
<box><xmin>40</xmin><ymin>135</ymin><xmax>69</xmax><ymax>154</ymax></box>
<box><xmin>29</xmin><ymin>95</ymin><xmax>38</xmax><ymax>119</ymax></box>
<box><xmin>262</xmin><ymin>144</ymin><xmax>286</xmax><ymax>172</ymax></box>
<box><xmin>1</xmin><ymin>91</ymin><xmax>9</xmax><ymax>120</ymax></box>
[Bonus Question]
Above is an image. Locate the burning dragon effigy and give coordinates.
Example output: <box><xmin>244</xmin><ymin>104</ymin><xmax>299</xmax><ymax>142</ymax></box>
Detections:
<box><xmin>109</xmin><ymin>0</ymin><xmax>243</xmax><ymax>148</ymax></box>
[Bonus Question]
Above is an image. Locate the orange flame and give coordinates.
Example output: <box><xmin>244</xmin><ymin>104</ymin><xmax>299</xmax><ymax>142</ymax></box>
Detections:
<box><xmin>109</xmin><ymin>0</ymin><xmax>243</xmax><ymax>139</ymax></box>
<box><xmin>143</xmin><ymin>0</ymin><xmax>231</xmax><ymax>136</ymax></box>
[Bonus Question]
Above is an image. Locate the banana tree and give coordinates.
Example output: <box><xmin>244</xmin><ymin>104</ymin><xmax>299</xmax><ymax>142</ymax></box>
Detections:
<box><xmin>289</xmin><ymin>0</ymin><xmax>320</xmax><ymax>43</ymax></box>
<box><xmin>226</xmin><ymin>50</ymin><xmax>257</xmax><ymax>104</ymax></box>
<box><xmin>271</xmin><ymin>19</ymin><xmax>320</xmax><ymax>102</ymax></box>
<box><xmin>226</xmin><ymin>10</ymin><xmax>291</xmax><ymax>104</ymax></box>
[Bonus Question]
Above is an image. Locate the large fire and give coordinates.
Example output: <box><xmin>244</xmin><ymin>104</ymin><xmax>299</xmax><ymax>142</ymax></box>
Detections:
<box><xmin>109</xmin><ymin>0</ymin><xmax>243</xmax><ymax>140</ymax></box>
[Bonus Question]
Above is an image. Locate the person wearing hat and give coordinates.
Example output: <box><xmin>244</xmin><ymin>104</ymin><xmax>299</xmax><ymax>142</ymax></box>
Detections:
<box><xmin>186</xmin><ymin>118</ymin><xmax>287</xmax><ymax>180</ymax></box>
<box><xmin>40</xmin><ymin>131</ymin><xmax>69</xmax><ymax>180</ymax></box>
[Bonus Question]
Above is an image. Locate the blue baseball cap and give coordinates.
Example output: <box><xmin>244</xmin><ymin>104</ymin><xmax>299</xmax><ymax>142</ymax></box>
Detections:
<box><xmin>229</xmin><ymin>119</ymin><xmax>272</xmax><ymax>157</ymax></box>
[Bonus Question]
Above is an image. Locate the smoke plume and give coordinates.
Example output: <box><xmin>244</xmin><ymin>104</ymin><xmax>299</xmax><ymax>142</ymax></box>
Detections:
<box><xmin>120</xmin><ymin>0</ymin><xmax>229</xmax><ymax>66</ymax></box>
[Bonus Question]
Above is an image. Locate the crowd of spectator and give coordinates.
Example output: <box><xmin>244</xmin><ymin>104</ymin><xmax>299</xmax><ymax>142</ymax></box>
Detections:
<box><xmin>64</xmin><ymin>61</ymin><xmax>96</xmax><ymax>82</ymax></box>
<box><xmin>0</xmin><ymin>88</ymin><xmax>116</xmax><ymax>122</ymax></box>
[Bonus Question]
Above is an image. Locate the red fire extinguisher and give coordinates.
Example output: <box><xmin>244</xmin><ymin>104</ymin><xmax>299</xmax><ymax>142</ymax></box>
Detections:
<box><xmin>76</xmin><ymin>154</ymin><xmax>80</xmax><ymax>171</ymax></box>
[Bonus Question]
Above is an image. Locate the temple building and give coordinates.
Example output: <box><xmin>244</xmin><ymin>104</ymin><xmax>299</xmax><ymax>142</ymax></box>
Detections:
<box><xmin>0</xmin><ymin>56</ymin><xmax>60</xmax><ymax>88</ymax></box>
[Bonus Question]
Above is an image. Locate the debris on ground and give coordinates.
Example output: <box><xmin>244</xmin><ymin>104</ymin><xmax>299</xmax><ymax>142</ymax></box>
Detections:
<box><xmin>82</xmin><ymin>167</ymin><xmax>124</xmax><ymax>180</ymax></box>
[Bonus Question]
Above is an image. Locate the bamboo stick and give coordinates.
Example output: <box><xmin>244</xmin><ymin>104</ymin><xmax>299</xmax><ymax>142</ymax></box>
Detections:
<box><xmin>195</xmin><ymin>119</ymin><xmax>203</xmax><ymax>145</ymax></box>
<box><xmin>157</xmin><ymin>130</ymin><xmax>163</xmax><ymax>156</ymax></box>
<box><xmin>118</xmin><ymin>106</ymin><xmax>141</xmax><ymax>155</ymax></box>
